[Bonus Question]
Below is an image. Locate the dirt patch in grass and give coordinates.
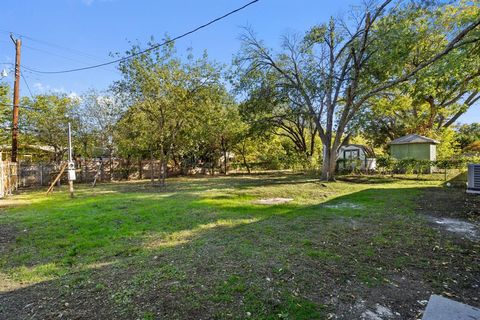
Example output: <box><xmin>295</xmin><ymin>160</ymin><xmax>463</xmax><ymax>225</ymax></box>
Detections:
<box><xmin>323</xmin><ymin>202</ymin><xmax>363</xmax><ymax>210</ymax></box>
<box><xmin>417</xmin><ymin>187</ymin><xmax>480</xmax><ymax>240</ymax></box>
<box><xmin>0</xmin><ymin>223</ymin><xmax>16</xmax><ymax>253</ymax></box>
<box><xmin>417</xmin><ymin>187</ymin><xmax>480</xmax><ymax>222</ymax></box>
<box><xmin>427</xmin><ymin>216</ymin><xmax>479</xmax><ymax>241</ymax></box>
<box><xmin>253</xmin><ymin>198</ymin><xmax>293</xmax><ymax>205</ymax></box>
<box><xmin>0</xmin><ymin>223</ymin><xmax>20</xmax><ymax>292</ymax></box>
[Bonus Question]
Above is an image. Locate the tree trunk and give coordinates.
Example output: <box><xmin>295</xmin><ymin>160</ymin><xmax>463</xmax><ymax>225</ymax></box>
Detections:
<box><xmin>223</xmin><ymin>149</ymin><xmax>228</xmax><ymax>175</ymax></box>
<box><xmin>159</xmin><ymin>157</ymin><xmax>166</xmax><ymax>187</ymax></box>
<box><xmin>241</xmin><ymin>154</ymin><xmax>251</xmax><ymax>174</ymax></box>
<box><xmin>138</xmin><ymin>159</ymin><xmax>143</xmax><ymax>179</ymax></box>
<box><xmin>320</xmin><ymin>147</ymin><xmax>337</xmax><ymax>181</ymax></box>
<box><xmin>82</xmin><ymin>158</ymin><xmax>87</xmax><ymax>183</ymax></box>
<box><xmin>125</xmin><ymin>156</ymin><xmax>131</xmax><ymax>180</ymax></box>
<box><xmin>210</xmin><ymin>160</ymin><xmax>215</xmax><ymax>176</ymax></box>
<box><xmin>109</xmin><ymin>149</ymin><xmax>113</xmax><ymax>182</ymax></box>
<box><xmin>158</xmin><ymin>144</ymin><xmax>166</xmax><ymax>188</ymax></box>
<box><xmin>150</xmin><ymin>151</ymin><xmax>154</xmax><ymax>185</ymax></box>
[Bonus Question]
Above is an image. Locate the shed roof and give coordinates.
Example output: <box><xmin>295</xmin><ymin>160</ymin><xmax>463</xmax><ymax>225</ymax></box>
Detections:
<box><xmin>339</xmin><ymin>144</ymin><xmax>376</xmax><ymax>157</ymax></box>
<box><xmin>388</xmin><ymin>134</ymin><xmax>439</xmax><ymax>145</ymax></box>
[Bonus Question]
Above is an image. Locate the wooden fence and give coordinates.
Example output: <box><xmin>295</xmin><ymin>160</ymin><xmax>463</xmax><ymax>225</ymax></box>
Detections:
<box><xmin>2</xmin><ymin>156</ymin><xmax>226</xmax><ymax>190</ymax></box>
<box><xmin>17</xmin><ymin>159</ymin><xmax>188</xmax><ymax>188</ymax></box>
<box><xmin>0</xmin><ymin>160</ymin><xmax>18</xmax><ymax>198</ymax></box>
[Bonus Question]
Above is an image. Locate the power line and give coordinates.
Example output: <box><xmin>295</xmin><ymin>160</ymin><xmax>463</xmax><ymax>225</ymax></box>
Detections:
<box><xmin>0</xmin><ymin>102</ymin><xmax>41</xmax><ymax>112</ymax></box>
<box><xmin>0</xmin><ymin>31</ymin><xmax>107</xmax><ymax>63</ymax></box>
<box><xmin>21</xmin><ymin>73</ymin><xmax>34</xmax><ymax>98</ymax></box>
<box><xmin>20</xmin><ymin>0</ymin><xmax>260</xmax><ymax>74</ymax></box>
<box><xmin>22</xmin><ymin>44</ymin><xmax>120</xmax><ymax>75</ymax></box>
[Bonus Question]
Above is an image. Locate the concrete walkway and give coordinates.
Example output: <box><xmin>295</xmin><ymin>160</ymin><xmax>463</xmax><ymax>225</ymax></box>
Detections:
<box><xmin>422</xmin><ymin>295</ymin><xmax>480</xmax><ymax>320</ymax></box>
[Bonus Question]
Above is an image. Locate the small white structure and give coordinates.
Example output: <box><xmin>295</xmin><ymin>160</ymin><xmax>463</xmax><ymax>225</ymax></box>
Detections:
<box><xmin>337</xmin><ymin>144</ymin><xmax>376</xmax><ymax>171</ymax></box>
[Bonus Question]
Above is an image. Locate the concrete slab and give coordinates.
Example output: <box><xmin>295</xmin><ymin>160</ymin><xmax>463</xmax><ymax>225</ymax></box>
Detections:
<box><xmin>422</xmin><ymin>295</ymin><xmax>480</xmax><ymax>320</ymax></box>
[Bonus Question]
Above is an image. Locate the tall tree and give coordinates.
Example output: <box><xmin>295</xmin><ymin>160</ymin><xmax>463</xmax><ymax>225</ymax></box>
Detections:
<box><xmin>235</xmin><ymin>55</ymin><xmax>318</xmax><ymax>167</ymax></box>
<box><xmin>235</xmin><ymin>0</ymin><xmax>480</xmax><ymax>180</ymax></box>
<box><xmin>114</xmin><ymin>41</ymin><xmax>227</xmax><ymax>186</ymax></box>
<box><xmin>455</xmin><ymin>123</ymin><xmax>480</xmax><ymax>151</ymax></box>
<box><xmin>360</xmin><ymin>1</ymin><xmax>480</xmax><ymax>145</ymax></box>
<box><xmin>78</xmin><ymin>90</ymin><xmax>124</xmax><ymax>157</ymax></box>
<box><xmin>22</xmin><ymin>93</ymin><xmax>79</xmax><ymax>162</ymax></box>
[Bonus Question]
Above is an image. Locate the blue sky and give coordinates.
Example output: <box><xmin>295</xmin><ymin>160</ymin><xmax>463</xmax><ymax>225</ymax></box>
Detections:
<box><xmin>0</xmin><ymin>0</ymin><xmax>478</xmax><ymax>123</ymax></box>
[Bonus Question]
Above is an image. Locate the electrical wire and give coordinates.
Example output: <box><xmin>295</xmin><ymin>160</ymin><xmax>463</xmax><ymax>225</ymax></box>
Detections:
<box><xmin>20</xmin><ymin>0</ymin><xmax>260</xmax><ymax>74</ymax></box>
<box><xmin>22</xmin><ymin>44</ymin><xmax>120</xmax><ymax>75</ymax></box>
<box><xmin>0</xmin><ymin>30</ymin><xmax>107</xmax><ymax>63</ymax></box>
<box><xmin>21</xmin><ymin>73</ymin><xmax>34</xmax><ymax>98</ymax></box>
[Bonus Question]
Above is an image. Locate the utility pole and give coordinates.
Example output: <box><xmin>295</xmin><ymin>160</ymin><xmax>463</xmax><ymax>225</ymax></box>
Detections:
<box><xmin>67</xmin><ymin>123</ymin><xmax>75</xmax><ymax>198</ymax></box>
<box><xmin>10</xmin><ymin>35</ymin><xmax>21</xmax><ymax>163</ymax></box>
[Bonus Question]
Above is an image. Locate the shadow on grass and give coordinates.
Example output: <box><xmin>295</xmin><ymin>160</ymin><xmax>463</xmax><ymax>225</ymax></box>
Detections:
<box><xmin>0</xmin><ymin>179</ymin><xmax>428</xmax><ymax>276</ymax></box>
<box><xmin>0</xmin><ymin>178</ymin><xmax>439</xmax><ymax>319</ymax></box>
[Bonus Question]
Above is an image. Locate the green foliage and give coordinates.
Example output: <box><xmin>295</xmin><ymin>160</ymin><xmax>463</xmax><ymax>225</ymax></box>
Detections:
<box><xmin>455</xmin><ymin>123</ymin><xmax>480</xmax><ymax>151</ymax></box>
<box><xmin>376</xmin><ymin>155</ymin><xmax>394</xmax><ymax>173</ymax></box>
<box><xmin>113</xmin><ymin>40</ymin><xmax>247</xmax><ymax>178</ymax></box>
<box><xmin>22</xmin><ymin>93</ymin><xmax>80</xmax><ymax>161</ymax></box>
<box><xmin>336</xmin><ymin>158</ymin><xmax>363</xmax><ymax>174</ymax></box>
<box><xmin>75</xmin><ymin>90</ymin><xmax>124</xmax><ymax>158</ymax></box>
<box><xmin>0</xmin><ymin>82</ymin><xmax>11</xmax><ymax>146</ymax></box>
<box><xmin>360</xmin><ymin>1</ymin><xmax>480</xmax><ymax>148</ymax></box>
<box><xmin>376</xmin><ymin>156</ymin><xmax>477</xmax><ymax>175</ymax></box>
<box><xmin>433</xmin><ymin>128</ymin><xmax>461</xmax><ymax>159</ymax></box>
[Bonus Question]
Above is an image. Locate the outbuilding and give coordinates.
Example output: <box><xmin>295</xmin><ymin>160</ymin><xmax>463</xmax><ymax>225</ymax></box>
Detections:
<box><xmin>337</xmin><ymin>144</ymin><xmax>376</xmax><ymax>171</ymax></box>
<box><xmin>388</xmin><ymin>134</ymin><xmax>439</xmax><ymax>161</ymax></box>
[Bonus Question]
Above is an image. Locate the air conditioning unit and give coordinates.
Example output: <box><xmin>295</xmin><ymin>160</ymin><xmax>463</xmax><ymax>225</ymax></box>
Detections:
<box><xmin>467</xmin><ymin>164</ymin><xmax>480</xmax><ymax>194</ymax></box>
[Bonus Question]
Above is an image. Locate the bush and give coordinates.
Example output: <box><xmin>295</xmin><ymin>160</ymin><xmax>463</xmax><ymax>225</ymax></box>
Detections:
<box><xmin>336</xmin><ymin>158</ymin><xmax>362</xmax><ymax>174</ymax></box>
<box><xmin>376</xmin><ymin>155</ymin><xmax>394</xmax><ymax>173</ymax></box>
<box><xmin>395</xmin><ymin>158</ymin><xmax>418</xmax><ymax>174</ymax></box>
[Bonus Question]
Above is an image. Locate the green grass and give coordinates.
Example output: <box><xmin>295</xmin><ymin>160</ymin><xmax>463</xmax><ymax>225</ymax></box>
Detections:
<box><xmin>0</xmin><ymin>172</ymin><xmax>471</xmax><ymax>319</ymax></box>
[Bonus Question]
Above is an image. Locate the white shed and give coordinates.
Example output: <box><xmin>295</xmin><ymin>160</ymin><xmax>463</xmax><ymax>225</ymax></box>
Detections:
<box><xmin>337</xmin><ymin>144</ymin><xmax>376</xmax><ymax>171</ymax></box>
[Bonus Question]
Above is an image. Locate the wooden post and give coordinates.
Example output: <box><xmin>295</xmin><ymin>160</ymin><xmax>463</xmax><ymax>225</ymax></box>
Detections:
<box><xmin>92</xmin><ymin>161</ymin><xmax>101</xmax><ymax>187</ymax></box>
<box><xmin>10</xmin><ymin>36</ymin><xmax>21</xmax><ymax>163</ymax></box>
<box><xmin>68</xmin><ymin>180</ymin><xmax>74</xmax><ymax>198</ymax></box>
<box><xmin>39</xmin><ymin>164</ymin><xmax>43</xmax><ymax>186</ymax></box>
<box><xmin>46</xmin><ymin>163</ymin><xmax>67</xmax><ymax>195</ymax></box>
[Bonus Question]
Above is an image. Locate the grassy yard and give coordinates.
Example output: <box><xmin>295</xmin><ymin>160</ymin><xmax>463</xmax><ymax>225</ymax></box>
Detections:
<box><xmin>0</xmin><ymin>173</ymin><xmax>478</xmax><ymax>319</ymax></box>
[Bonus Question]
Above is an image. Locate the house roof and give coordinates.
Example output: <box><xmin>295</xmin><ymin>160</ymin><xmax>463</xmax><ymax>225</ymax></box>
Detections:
<box><xmin>388</xmin><ymin>134</ymin><xmax>439</xmax><ymax>145</ymax></box>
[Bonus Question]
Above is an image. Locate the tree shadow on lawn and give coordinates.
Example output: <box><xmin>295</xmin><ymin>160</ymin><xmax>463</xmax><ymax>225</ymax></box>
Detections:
<box><xmin>1</xmin><ymin>185</ymin><xmax>478</xmax><ymax>319</ymax></box>
<box><xmin>0</xmin><ymin>182</ymin><xmax>421</xmax><ymax>274</ymax></box>
<box><xmin>105</xmin><ymin>172</ymin><xmax>321</xmax><ymax>194</ymax></box>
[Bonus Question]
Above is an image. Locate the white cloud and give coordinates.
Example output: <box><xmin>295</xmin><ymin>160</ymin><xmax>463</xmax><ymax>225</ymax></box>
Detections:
<box><xmin>33</xmin><ymin>82</ymin><xmax>48</xmax><ymax>92</ymax></box>
<box><xmin>33</xmin><ymin>82</ymin><xmax>80</xmax><ymax>100</ymax></box>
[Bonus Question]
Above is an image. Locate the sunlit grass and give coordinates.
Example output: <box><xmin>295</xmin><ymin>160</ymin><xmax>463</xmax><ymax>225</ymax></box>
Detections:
<box><xmin>0</xmin><ymin>173</ymin><xmax>440</xmax><ymax>285</ymax></box>
<box><xmin>2</xmin><ymin>172</ymin><xmax>463</xmax><ymax>318</ymax></box>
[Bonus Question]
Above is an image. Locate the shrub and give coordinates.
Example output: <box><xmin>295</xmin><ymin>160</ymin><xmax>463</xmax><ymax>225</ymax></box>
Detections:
<box><xmin>376</xmin><ymin>155</ymin><xmax>394</xmax><ymax>173</ymax></box>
